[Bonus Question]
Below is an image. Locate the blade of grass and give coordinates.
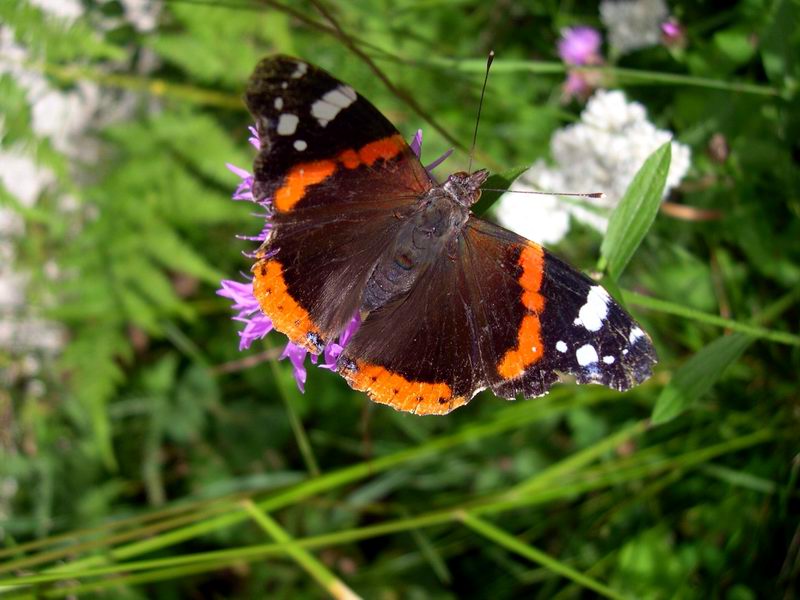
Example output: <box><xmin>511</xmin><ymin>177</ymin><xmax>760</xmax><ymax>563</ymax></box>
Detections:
<box><xmin>651</xmin><ymin>333</ymin><xmax>752</xmax><ymax>424</ymax></box>
<box><xmin>600</xmin><ymin>143</ymin><xmax>671</xmax><ymax>280</ymax></box>
<box><xmin>700</xmin><ymin>464</ymin><xmax>778</xmax><ymax>494</ymax></box>
<box><xmin>0</xmin><ymin>497</ymin><xmax>246</xmax><ymax>575</ymax></box>
<box><xmin>400</xmin><ymin>507</ymin><xmax>452</xmax><ymax>584</ymax></box>
<box><xmin>39</xmin><ymin>62</ymin><xmax>244</xmax><ymax>109</ymax></box>
<box><xmin>29</xmin><ymin>390</ymin><xmax>600</xmax><ymax>574</ymax></box>
<box><xmin>508</xmin><ymin>420</ymin><xmax>649</xmax><ymax>497</ymax></box>
<box><xmin>460</xmin><ymin>513</ymin><xmax>628</xmax><ymax>600</ymax></box>
<box><xmin>622</xmin><ymin>290</ymin><xmax>800</xmax><ymax>346</ymax></box>
<box><xmin>0</xmin><ymin>492</ymin><xmax>243</xmax><ymax>561</ymax></box>
<box><xmin>3</xmin><ymin>425</ymin><xmax>773</xmax><ymax>591</ymax></box>
<box><xmin>241</xmin><ymin>499</ymin><xmax>361</xmax><ymax>600</ymax></box>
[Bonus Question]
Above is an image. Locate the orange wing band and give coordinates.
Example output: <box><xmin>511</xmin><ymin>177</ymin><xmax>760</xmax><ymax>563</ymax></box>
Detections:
<box><xmin>497</xmin><ymin>243</ymin><xmax>546</xmax><ymax>380</ymax></box>
<box><xmin>252</xmin><ymin>258</ymin><xmax>320</xmax><ymax>351</ymax></box>
<box><xmin>345</xmin><ymin>361</ymin><xmax>468</xmax><ymax>415</ymax></box>
<box><xmin>272</xmin><ymin>134</ymin><xmax>407</xmax><ymax>213</ymax></box>
<box><xmin>274</xmin><ymin>160</ymin><xmax>336</xmax><ymax>213</ymax></box>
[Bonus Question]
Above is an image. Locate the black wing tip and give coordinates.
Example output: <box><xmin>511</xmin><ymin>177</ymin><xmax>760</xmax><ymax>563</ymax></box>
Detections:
<box><xmin>488</xmin><ymin>332</ymin><xmax>658</xmax><ymax>400</ymax></box>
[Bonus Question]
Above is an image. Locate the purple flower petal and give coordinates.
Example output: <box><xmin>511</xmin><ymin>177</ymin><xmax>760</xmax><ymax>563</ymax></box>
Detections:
<box><xmin>660</xmin><ymin>19</ymin><xmax>685</xmax><ymax>47</ymax></box>
<box><xmin>410</xmin><ymin>129</ymin><xmax>423</xmax><ymax>157</ymax></box>
<box><xmin>281</xmin><ymin>342</ymin><xmax>309</xmax><ymax>392</ymax></box>
<box><xmin>248</xmin><ymin>126</ymin><xmax>260</xmax><ymax>149</ymax></box>
<box><xmin>426</xmin><ymin>148</ymin><xmax>454</xmax><ymax>173</ymax></box>
<box><xmin>558</xmin><ymin>26</ymin><xmax>602</xmax><ymax>66</ymax></box>
<box><xmin>217</xmin><ymin>279</ymin><xmax>274</xmax><ymax>351</ymax></box>
<box><xmin>226</xmin><ymin>162</ymin><xmax>252</xmax><ymax>179</ymax></box>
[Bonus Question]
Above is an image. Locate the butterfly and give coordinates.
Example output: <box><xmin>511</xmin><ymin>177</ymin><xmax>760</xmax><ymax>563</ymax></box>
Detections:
<box><xmin>242</xmin><ymin>55</ymin><xmax>657</xmax><ymax>415</ymax></box>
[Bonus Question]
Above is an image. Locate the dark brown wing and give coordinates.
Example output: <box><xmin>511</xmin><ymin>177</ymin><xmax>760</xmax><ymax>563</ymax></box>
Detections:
<box><xmin>338</xmin><ymin>216</ymin><xmax>657</xmax><ymax>414</ymax></box>
<box><xmin>463</xmin><ymin>218</ymin><xmax>657</xmax><ymax>400</ymax></box>
<box><xmin>245</xmin><ymin>56</ymin><xmax>433</xmax><ymax>351</ymax></box>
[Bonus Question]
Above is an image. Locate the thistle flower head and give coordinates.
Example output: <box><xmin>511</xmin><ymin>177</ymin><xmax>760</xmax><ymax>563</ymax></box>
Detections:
<box><xmin>558</xmin><ymin>26</ymin><xmax>602</xmax><ymax>65</ymax></box>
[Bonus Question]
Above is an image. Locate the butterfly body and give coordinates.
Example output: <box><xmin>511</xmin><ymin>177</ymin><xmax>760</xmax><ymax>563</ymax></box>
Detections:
<box><xmin>362</xmin><ymin>170</ymin><xmax>484</xmax><ymax>311</ymax></box>
<box><xmin>244</xmin><ymin>55</ymin><xmax>657</xmax><ymax>415</ymax></box>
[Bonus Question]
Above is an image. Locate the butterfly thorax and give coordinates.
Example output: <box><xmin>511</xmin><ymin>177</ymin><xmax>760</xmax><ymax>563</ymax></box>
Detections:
<box><xmin>360</xmin><ymin>171</ymin><xmax>486</xmax><ymax>312</ymax></box>
<box><xmin>442</xmin><ymin>169</ymin><xmax>489</xmax><ymax>207</ymax></box>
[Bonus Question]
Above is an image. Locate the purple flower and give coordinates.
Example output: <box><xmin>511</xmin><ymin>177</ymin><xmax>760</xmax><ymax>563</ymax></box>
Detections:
<box><xmin>217</xmin><ymin>279</ymin><xmax>274</xmax><ymax>351</ymax></box>
<box><xmin>556</xmin><ymin>26</ymin><xmax>605</xmax><ymax>102</ymax></box>
<box><xmin>558</xmin><ymin>26</ymin><xmax>602</xmax><ymax>66</ymax></box>
<box><xmin>660</xmin><ymin>19</ymin><xmax>686</xmax><ymax>48</ymax></box>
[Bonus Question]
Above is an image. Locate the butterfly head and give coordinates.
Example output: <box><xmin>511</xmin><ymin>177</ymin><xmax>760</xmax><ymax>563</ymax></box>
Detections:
<box><xmin>443</xmin><ymin>169</ymin><xmax>489</xmax><ymax>208</ymax></box>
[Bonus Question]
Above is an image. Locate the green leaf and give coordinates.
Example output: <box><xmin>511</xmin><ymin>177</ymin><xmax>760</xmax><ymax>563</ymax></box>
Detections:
<box><xmin>651</xmin><ymin>333</ymin><xmax>753</xmax><ymax>424</ymax></box>
<box><xmin>473</xmin><ymin>165</ymin><xmax>529</xmax><ymax>216</ymax></box>
<box><xmin>713</xmin><ymin>29</ymin><xmax>756</xmax><ymax>66</ymax></box>
<box><xmin>600</xmin><ymin>142</ymin><xmax>671</xmax><ymax>281</ymax></box>
<box><xmin>0</xmin><ymin>1</ymin><xmax>124</xmax><ymax>62</ymax></box>
<box><xmin>60</xmin><ymin>328</ymin><xmax>131</xmax><ymax>471</ymax></box>
<box><xmin>142</xmin><ymin>224</ymin><xmax>224</xmax><ymax>284</ymax></box>
<box><xmin>760</xmin><ymin>0</ymin><xmax>800</xmax><ymax>88</ymax></box>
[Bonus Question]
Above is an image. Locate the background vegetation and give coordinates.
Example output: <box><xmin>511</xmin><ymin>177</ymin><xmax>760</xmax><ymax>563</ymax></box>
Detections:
<box><xmin>1</xmin><ymin>0</ymin><xmax>798</xmax><ymax>598</ymax></box>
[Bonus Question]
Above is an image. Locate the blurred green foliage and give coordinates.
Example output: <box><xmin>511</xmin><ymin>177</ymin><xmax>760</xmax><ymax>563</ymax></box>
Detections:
<box><xmin>0</xmin><ymin>0</ymin><xmax>798</xmax><ymax>598</ymax></box>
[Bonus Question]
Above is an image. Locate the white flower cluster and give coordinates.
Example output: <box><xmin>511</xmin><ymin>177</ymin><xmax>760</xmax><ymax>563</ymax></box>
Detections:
<box><xmin>0</xmin><ymin>0</ymin><xmax>163</xmax><ymax>534</ymax></box>
<box><xmin>496</xmin><ymin>89</ymin><xmax>691</xmax><ymax>245</ymax></box>
<box><xmin>600</xmin><ymin>0</ymin><xmax>669</xmax><ymax>54</ymax></box>
<box><xmin>0</xmin><ymin>2</ymin><xmax>161</xmax><ymax>366</ymax></box>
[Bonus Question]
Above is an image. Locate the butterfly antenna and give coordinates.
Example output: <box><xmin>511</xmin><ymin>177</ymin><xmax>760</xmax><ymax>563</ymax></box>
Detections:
<box><xmin>482</xmin><ymin>189</ymin><xmax>606</xmax><ymax>199</ymax></box>
<box><xmin>468</xmin><ymin>50</ymin><xmax>494</xmax><ymax>174</ymax></box>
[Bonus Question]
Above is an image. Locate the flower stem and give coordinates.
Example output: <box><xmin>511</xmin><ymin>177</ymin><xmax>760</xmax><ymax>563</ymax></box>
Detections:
<box><xmin>420</xmin><ymin>57</ymin><xmax>783</xmax><ymax>97</ymax></box>
<box><xmin>268</xmin><ymin>357</ymin><xmax>321</xmax><ymax>478</ymax></box>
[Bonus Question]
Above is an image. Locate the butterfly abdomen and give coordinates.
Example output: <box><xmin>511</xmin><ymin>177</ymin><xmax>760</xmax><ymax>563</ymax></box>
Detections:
<box><xmin>362</xmin><ymin>189</ymin><xmax>469</xmax><ymax>312</ymax></box>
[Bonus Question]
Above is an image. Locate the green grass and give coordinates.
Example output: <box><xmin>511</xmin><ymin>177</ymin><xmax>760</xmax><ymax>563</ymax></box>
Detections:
<box><xmin>1</xmin><ymin>0</ymin><xmax>798</xmax><ymax>598</ymax></box>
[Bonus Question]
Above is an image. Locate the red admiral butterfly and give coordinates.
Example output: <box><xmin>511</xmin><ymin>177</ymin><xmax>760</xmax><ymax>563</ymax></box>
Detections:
<box><xmin>244</xmin><ymin>56</ymin><xmax>656</xmax><ymax>415</ymax></box>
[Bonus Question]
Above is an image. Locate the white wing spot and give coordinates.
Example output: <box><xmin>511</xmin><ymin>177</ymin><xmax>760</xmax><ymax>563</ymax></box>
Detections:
<box><xmin>629</xmin><ymin>327</ymin><xmax>644</xmax><ymax>344</ymax></box>
<box><xmin>603</xmin><ymin>355</ymin><xmax>615</xmax><ymax>364</ymax></box>
<box><xmin>281</xmin><ymin>81</ymin><xmax>288</xmax><ymax>89</ymax></box>
<box><xmin>576</xmin><ymin>344</ymin><xmax>599</xmax><ymax>367</ymax></box>
<box><xmin>622</xmin><ymin>349</ymin><xmax>629</xmax><ymax>355</ymax></box>
<box><xmin>575</xmin><ymin>286</ymin><xmax>611</xmax><ymax>332</ymax></box>
<box><xmin>276</xmin><ymin>113</ymin><xmax>299</xmax><ymax>136</ymax></box>
<box><xmin>291</xmin><ymin>62</ymin><xmax>308</xmax><ymax>78</ymax></box>
<box><xmin>311</xmin><ymin>85</ymin><xmax>357</xmax><ymax>127</ymax></box>
<box><xmin>274</xmin><ymin>97</ymin><xmax>283</xmax><ymax>110</ymax></box>
<box><xmin>293</xmin><ymin>139</ymin><xmax>307</xmax><ymax>151</ymax></box>
<box><xmin>556</xmin><ymin>340</ymin><xmax>568</xmax><ymax>353</ymax></box>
